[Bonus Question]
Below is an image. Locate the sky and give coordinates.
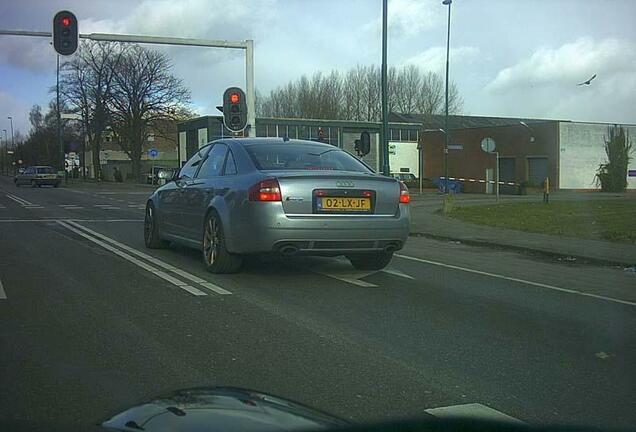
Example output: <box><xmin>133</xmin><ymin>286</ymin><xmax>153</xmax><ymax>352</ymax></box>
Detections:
<box><xmin>1</xmin><ymin>0</ymin><xmax>635</xmax><ymax>137</ymax></box>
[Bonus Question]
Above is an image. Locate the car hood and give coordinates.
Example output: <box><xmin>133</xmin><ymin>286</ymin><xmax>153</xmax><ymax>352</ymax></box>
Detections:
<box><xmin>101</xmin><ymin>387</ymin><xmax>348</xmax><ymax>432</ymax></box>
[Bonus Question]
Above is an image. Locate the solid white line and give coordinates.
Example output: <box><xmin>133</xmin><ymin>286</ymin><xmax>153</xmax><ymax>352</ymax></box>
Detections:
<box><xmin>0</xmin><ymin>278</ymin><xmax>6</xmax><ymax>299</ymax></box>
<box><xmin>58</xmin><ymin>221</ymin><xmax>207</xmax><ymax>296</ymax></box>
<box><xmin>66</xmin><ymin>221</ymin><xmax>232</xmax><ymax>295</ymax></box>
<box><xmin>0</xmin><ymin>219</ymin><xmax>142</xmax><ymax>223</ymax></box>
<box><xmin>395</xmin><ymin>254</ymin><xmax>636</xmax><ymax>307</ymax></box>
<box><xmin>9</xmin><ymin>193</ymin><xmax>35</xmax><ymax>206</ymax></box>
<box><xmin>6</xmin><ymin>194</ymin><xmax>29</xmax><ymax>206</ymax></box>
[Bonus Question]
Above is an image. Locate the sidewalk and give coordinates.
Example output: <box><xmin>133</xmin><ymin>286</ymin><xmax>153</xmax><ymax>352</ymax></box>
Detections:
<box><xmin>409</xmin><ymin>194</ymin><xmax>636</xmax><ymax>266</ymax></box>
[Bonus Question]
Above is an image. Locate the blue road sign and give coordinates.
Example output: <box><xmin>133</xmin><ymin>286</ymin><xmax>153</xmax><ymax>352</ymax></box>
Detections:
<box><xmin>148</xmin><ymin>148</ymin><xmax>158</xmax><ymax>158</ymax></box>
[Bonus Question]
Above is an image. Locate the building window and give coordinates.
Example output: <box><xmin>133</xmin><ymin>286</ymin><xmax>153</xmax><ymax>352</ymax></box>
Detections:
<box><xmin>255</xmin><ymin>123</ymin><xmax>267</xmax><ymax>137</ymax></box>
<box><xmin>409</xmin><ymin>129</ymin><xmax>418</xmax><ymax>142</ymax></box>
<box><xmin>266</xmin><ymin>124</ymin><xmax>277</xmax><ymax>137</ymax></box>
<box><xmin>277</xmin><ymin>124</ymin><xmax>288</xmax><ymax>138</ymax></box>
<box><xmin>298</xmin><ymin>125</ymin><xmax>309</xmax><ymax>139</ymax></box>
<box><xmin>329</xmin><ymin>127</ymin><xmax>339</xmax><ymax>146</ymax></box>
<box><xmin>390</xmin><ymin>128</ymin><xmax>400</xmax><ymax>141</ymax></box>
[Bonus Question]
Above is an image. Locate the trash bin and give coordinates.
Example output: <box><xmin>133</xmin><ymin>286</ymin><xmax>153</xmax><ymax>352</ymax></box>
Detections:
<box><xmin>433</xmin><ymin>177</ymin><xmax>462</xmax><ymax>194</ymax></box>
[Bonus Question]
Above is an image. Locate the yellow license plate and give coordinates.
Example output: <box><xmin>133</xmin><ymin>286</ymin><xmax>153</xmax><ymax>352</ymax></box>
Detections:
<box><xmin>321</xmin><ymin>197</ymin><xmax>371</xmax><ymax>211</ymax></box>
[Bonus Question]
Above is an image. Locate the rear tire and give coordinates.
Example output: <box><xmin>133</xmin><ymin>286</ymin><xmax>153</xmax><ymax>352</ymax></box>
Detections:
<box><xmin>202</xmin><ymin>212</ymin><xmax>242</xmax><ymax>274</ymax></box>
<box><xmin>144</xmin><ymin>203</ymin><xmax>170</xmax><ymax>249</ymax></box>
<box><xmin>347</xmin><ymin>252</ymin><xmax>394</xmax><ymax>271</ymax></box>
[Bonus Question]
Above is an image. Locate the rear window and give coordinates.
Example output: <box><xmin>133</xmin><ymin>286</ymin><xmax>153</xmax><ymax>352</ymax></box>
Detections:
<box><xmin>36</xmin><ymin>167</ymin><xmax>55</xmax><ymax>174</ymax></box>
<box><xmin>246</xmin><ymin>144</ymin><xmax>372</xmax><ymax>172</ymax></box>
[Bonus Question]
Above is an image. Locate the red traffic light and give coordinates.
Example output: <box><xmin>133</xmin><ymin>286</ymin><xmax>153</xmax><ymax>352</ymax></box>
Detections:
<box><xmin>229</xmin><ymin>92</ymin><xmax>240</xmax><ymax>104</ymax></box>
<box><xmin>61</xmin><ymin>16</ymin><xmax>72</xmax><ymax>27</ymax></box>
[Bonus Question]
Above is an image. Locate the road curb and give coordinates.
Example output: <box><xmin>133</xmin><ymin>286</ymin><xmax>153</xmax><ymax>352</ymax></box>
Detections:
<box><xmin>408</xmin><ymin>231</ymin><xmax>635</xmax><ymax>268</ymax></box>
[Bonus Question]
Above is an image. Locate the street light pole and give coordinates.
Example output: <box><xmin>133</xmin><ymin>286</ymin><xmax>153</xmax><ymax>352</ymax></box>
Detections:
<box><xmin>381</xmin><ymin>0</ymin><xmax>390</xmax><ymax>176</ymax></box>
<box><xmin>442</xmin><ymin>0</ymin><xmax>452</xmax><ymax>194</ymax></box>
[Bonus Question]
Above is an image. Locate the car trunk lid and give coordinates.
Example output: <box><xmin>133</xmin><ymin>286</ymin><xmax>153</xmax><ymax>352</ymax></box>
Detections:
<box><xmin>261</xmin><ymin>170</ymin><xmax>400</xmax><ymax>215</ymax></box>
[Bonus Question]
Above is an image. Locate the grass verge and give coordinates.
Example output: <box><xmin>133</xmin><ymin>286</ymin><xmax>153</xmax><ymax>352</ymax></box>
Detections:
<box><xmin>447</xmin><ymin>199</ymin><xmax>636</xmax><ymax>244</ymax></box>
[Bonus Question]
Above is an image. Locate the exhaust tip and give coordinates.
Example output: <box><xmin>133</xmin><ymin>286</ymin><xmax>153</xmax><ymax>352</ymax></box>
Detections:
<box><xmin>384</xmin><ymin>244</ymin><xmax>398</xmax><ymax>253</ymax></box>
<box><xmin>279</xmin><ymin>245</ymin><xmax>299</xmax><ymax>256</ymax></box>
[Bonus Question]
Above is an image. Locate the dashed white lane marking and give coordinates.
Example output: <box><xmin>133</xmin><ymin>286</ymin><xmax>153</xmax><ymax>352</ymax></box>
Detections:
<box><xmin>0</xmin><ymin>205</ymin><xmax>6</xmax><ymax>209</ymax></box>
<box><xmin>0</xmin><ymin>278</ymin><xmax>7</xmax><ymax>300</ymax></box>
<box><xmin>395</xmin><ymin>254</ymin><xmax>636</xmax><ymax>307</ymax></box>
<box><xmin>57</xmin><ymin>221</ymin><xmax>207</xmax><ymax>297</ymax></box>
<box><xmin>24</xmin><ymin>205</ymin><xmax>44</xmax><ymax>209</ymax></box>
<box><xmin>65</xmin><ymin>220</ymin><xmax>232</xmax><ymax>295</ymax></box>
<box><xmin>425</xmin><ymin>403</ymin><xmax>524</xmax><ymax>425</ymax></box>
<box><xmin>94</xmin><ymin>204</ymin><xmax>120</xmax><ymax>209</ymax></box>
<box><xmin>59</xmin><ymin>205</ymin><xmax>83</xmax><ymax>209</ymax></box>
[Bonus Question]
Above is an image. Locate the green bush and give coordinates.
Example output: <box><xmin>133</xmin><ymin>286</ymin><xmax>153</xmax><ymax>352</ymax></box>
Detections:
<box><xmin>596</xmin><ymin>125</ymin><xmax>633</xmax><ymax>192</ymax></box>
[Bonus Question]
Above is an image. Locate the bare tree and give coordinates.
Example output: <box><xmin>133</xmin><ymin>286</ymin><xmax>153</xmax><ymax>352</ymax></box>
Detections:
<box><xmin>109</xmin><ymin>45</ymin><xmax>191</xmax><ymax>181</ymax></box>
<box><xmin>60</xmin><ymin>41</ymin><xmax>126</xmax><ymax>180</ymax></box>
<box><xmin>258</xmin><ymin>64</ymin><xmax>463</xmax><ymax>121</ymax></box>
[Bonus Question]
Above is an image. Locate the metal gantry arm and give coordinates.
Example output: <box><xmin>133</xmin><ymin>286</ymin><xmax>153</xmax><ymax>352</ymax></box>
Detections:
<box><xmin>0</xmin><ymin>30</ymin><xmax>256</xmax><ymax>137</ymax></box>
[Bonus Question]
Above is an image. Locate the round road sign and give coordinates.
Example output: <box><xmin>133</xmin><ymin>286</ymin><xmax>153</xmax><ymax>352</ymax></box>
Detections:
<box><xmin>480</xmin><ymin>137</ymin><xmax>496</xmax><ymax>153</ymax></box>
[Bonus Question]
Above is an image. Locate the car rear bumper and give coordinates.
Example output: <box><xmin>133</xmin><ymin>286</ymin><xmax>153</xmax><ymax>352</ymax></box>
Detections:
<box><xmin>35</xmin><ymin>178</ymin><xmax>61</xmax><ymax>185</ymax></box>
<box><xmin>226</xmin><ymin>203</ymin><xmax>410</xmax><ymax>254</ymax></box>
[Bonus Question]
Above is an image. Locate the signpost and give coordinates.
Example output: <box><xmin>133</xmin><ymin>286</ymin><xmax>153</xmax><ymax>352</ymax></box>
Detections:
<box><xmin>480</xmin><ymin>137</ymin><xmax>499</xmax><ymax>201</ymax></box>
<box><xmin>148</xmin><ymin>147</ymin><xmax>158</xmax><ymax>185</ymax></box>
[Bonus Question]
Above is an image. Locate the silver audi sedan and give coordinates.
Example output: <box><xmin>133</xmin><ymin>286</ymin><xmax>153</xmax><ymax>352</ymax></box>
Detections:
<box><xmin>145</xmin><ymin>138</ymin><xmax>410</xmax><ymax>273</ymax></box>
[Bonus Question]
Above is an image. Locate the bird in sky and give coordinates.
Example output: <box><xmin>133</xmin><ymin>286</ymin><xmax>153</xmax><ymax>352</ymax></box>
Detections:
<box><xmin>577</xmin><ymin>74</ymin><xmax>597</xmax><ymax>86</ymax></box>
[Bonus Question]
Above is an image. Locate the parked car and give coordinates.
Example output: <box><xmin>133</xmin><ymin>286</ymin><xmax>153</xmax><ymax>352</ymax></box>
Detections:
<box><xmin>14</xmin><ymin>166</ymin><xmax>61</xmax><ymax>187</ymax></box>
<box><xmin>146</xmin><ymin>166</ymin><xmax>172</xmax><ymax>185</ymax></box>
<box><xmin>144</xmin><ymin>138</ymin><xmax>411</xmax><ymax>273</ymax></box>
<box><xmin>391</xmin><ymin>173</ymin><xmax>417</xmax><ymax>182</ymax></box>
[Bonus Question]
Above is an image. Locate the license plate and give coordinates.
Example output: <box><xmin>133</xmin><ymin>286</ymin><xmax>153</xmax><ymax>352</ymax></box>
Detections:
<box><xmin>320</xmin><ymin>197</ymin><xmax>371</xmax><ymax>211</ymax></box>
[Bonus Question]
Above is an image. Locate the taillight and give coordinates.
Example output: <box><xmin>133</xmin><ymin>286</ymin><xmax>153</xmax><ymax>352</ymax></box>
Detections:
<box><xmin>249</xmin><ymin>178</ymin><xmax>282</xmax><ymax>202</ymax></box>
<box><xmin>399</xmin><ymin>181</ymin><xmax>410</xmax><ymax>204</ymax></box>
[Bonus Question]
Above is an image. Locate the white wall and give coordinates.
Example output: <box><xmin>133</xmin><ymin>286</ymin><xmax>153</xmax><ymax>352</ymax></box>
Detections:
<box><xmin>389</xmin><ymin>141</ymin><xmax>420</xmax><ymax>177</ymax></box>
<box><xmin>559</xmin><ymin>122</ymin><xmax>636</xmax><ymax>189</ymax></box>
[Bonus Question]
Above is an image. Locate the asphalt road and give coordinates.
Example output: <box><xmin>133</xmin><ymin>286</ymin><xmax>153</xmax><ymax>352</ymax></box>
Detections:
<box><xmin>1</xmin><ymin>176</ymin><xmax>635</xmax><ymax>429</ymax></box>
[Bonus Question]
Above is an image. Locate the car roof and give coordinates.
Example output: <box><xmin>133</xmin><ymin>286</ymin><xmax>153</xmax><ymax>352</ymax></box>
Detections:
<box><xmin>228</xmin><ymin>137</ymin><xmax>337</xmax><ymax>149</ymax></box>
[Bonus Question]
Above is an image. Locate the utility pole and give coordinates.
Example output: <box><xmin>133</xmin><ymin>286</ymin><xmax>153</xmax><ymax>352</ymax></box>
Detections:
<box><xmin>442</xmin><ymin>0</ymin><xmax>452</xmax><ymax>193</ymax></box>
<box><xmin>7</xmin><ymin>117</ymin><xmax>15</xmax><ymax>175</ymax></box>
<box><xmin>381</xmin><ymin>0</ymin><xmax>390</xmax><ymax>176</ymax></box>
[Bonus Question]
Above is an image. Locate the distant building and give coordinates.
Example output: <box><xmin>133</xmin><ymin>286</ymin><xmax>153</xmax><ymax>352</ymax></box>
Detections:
<box><xmin>177</xmin><ymin>114</ymin><xmax>636</xmax><ymax>192</ymax></box>
<box><xmin>392</xmin><ymin>113</ymin><xmax>636</xmax><ymax>192</ymax></box>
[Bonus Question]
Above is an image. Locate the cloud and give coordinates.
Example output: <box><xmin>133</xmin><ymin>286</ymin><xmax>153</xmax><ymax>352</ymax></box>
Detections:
<box><xmin>480</xmin><ymin>38</ymin><xmax>636</xmax><ymax>123</ymax></box>
<box><xmin>0</xmin><ymin>91</ymin><xmax>32</xmax><ymax>137</ymax></box>
<box><xmin>404</xmin><ymin>46</ymin><xmax>480</xmax><ymax>74</ymax></box>
<box><xmin>486</xmin><ymin>37</ymin><xmax>636</xmax><ymax>92</ymax></box>
<box><xmin>0</xmin><ymin>37</ymin><xmax>56</xmax><ymax>73</ymax></box>
<box><xmin>363</xmin><ymin>0</ymin><xmax>444</xmax><ymax>38</ymax></box>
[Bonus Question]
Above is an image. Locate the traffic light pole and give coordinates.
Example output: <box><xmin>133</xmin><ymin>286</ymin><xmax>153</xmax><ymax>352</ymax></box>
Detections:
<box><xmin>0</xmin><ymin>30</ymin><xmax>257</xmax><ymax>136</ymax></box>
<box><xmin>57</xmin><ymin>54</ymin><xmax>64</xmax><ymax>177</ymax></box>
<box><xmin>380</xmin><ymin>0</ymin><xmax>390</xmax><ymax>176</ymax></box>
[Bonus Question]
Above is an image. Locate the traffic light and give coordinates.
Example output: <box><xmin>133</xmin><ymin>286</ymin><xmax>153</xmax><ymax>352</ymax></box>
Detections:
<box><xmin>354</xmin><ymin>131</ymin><xmax>371</xmax><ymax>157</ymax></box>
<box><xmin>222</xmin><ymin>87</ymin><xmax>248</xmax><ymax>133</ymax></box>
<box><xmin>53</xmin><ymin>10</ymin><xmax>78</xmax><ymax>56</ymax></box>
